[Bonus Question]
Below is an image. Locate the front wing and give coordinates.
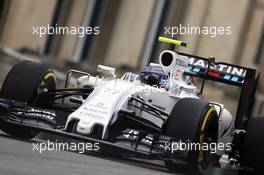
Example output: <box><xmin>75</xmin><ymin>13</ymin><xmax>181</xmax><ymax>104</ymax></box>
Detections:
<box><xmin>0</xmin><ymin>97</ymin><xmax>190</xmax><ymax>164</ymax></box>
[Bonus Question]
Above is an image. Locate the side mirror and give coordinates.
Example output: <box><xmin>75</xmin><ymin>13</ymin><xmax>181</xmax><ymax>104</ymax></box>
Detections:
<box><xmin>97</xmin><ymin>65</ymin><xmax>116</xmax><ymax>78</ymax></box>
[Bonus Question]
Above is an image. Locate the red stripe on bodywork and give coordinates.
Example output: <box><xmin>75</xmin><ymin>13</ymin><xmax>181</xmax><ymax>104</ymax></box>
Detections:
<box><xmin>208</xmin><ymin>71</ymin><xmax>221</xmax><ymax>77</ymax></box>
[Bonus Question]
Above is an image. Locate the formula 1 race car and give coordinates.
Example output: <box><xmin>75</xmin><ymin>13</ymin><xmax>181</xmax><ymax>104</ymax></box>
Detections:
<box><xmin>0</xmin><ymin>37</ymin><xmax>263</xmax><ymax>174</ymax></box>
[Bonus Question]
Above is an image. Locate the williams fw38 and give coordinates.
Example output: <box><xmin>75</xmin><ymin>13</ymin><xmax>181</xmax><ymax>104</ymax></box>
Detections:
<box><xmin>0</xmin><ymin>37</ymin><xmax>263</xmax><ymax>174</ymax></box>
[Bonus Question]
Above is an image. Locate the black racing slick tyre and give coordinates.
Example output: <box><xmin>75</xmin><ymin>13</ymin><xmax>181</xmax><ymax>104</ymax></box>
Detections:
<box><xmin>0</xmin><ymin>61</ymin><xmax>56</xmax><ymax>139</ymax></box>
<box><xmin>241</xmin><ymin>117</ymin><xmax>264</xmax><ymax>174</ymax></box>
<box><xmin>163</xmin><ymin>98</ymin><xmax>218</xmax><ymax>175</ymax></box>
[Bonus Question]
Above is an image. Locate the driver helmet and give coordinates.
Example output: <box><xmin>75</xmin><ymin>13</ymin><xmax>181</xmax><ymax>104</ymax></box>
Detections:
<box><xmin>139</xmin><ymin>64</ymin><xmax>169</xmax><ymax>88</ymax></box>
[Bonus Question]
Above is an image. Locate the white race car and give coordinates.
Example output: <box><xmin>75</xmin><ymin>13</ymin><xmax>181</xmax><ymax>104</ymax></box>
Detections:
<box><xmin>0</xmin><ymin>37</ymin><xmax>262</xmax><ymax>174</ymax></box>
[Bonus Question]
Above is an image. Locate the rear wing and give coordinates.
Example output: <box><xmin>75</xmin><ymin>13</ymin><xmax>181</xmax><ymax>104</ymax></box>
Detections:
<box><xmin>180</xmin><ymin>52</ymin><xmax>250</xmax><ymax>87</ymax></box>
<box><xmin>179</xmin><ymin>52</ymin><xmax>260</xmax><ymax>130</ymax></box>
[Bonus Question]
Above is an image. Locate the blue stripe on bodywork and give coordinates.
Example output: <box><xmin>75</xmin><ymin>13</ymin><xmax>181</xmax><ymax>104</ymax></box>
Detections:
<box><xmin>224</xmin><ymin>75</ymin><xmax>231</xmax><ymax>80</ymax></box>
<box><xmin>231</xmin><ymin>76</ymin><xmax>239</xmax><ymax>82</ymax></box>
<box><xmin>193</xmin><ymin>67</ymin><xmax>200</xmax><ymax>72</ymax></box>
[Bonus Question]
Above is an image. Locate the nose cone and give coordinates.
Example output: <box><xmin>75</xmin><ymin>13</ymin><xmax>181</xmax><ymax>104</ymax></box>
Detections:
<box><xmin>76</xmin><ymin>120</ymin><xmax>93</xmax><ymax>135</ymax></box>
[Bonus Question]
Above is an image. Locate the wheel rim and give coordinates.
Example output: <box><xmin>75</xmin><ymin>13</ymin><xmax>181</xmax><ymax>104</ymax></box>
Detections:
<box><xmin>35</xmin><ymin>71</ymin><xmax>56</xmax><ymax>106</ymax></box>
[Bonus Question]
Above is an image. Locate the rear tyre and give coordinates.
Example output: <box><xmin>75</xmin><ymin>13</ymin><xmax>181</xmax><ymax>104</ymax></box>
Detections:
<box><xmin>0</xmin><ymin>61</ymin><xmax>56</xmax><ymax>139</ymax></box>
<box><xmin>242</xmin><ymin>117</ymin><xmax>264</xmax><ymax>174</ymax></box>
<box><xmin>163</xmin><ymin>98</ymin><xmax>218</xmax><ymax>174</ymax></box>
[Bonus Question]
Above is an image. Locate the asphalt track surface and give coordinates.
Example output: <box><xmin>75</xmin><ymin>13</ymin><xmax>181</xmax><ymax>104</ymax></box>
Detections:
<box><xmin>0</xmin><ymin>130</ymin><xmax>239</xmax><ymax>175</ymax></box>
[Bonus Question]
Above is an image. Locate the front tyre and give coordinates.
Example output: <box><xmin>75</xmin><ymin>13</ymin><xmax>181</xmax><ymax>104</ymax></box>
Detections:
<box><xmin>163</xmin><ymin>98</ymin><xmax>218</xmax><ymax>174</ymax></box>
<box><xmin>0</xmin><ymin>61</ymin><xmax>56</xmax><ymax>139</ymax></box>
